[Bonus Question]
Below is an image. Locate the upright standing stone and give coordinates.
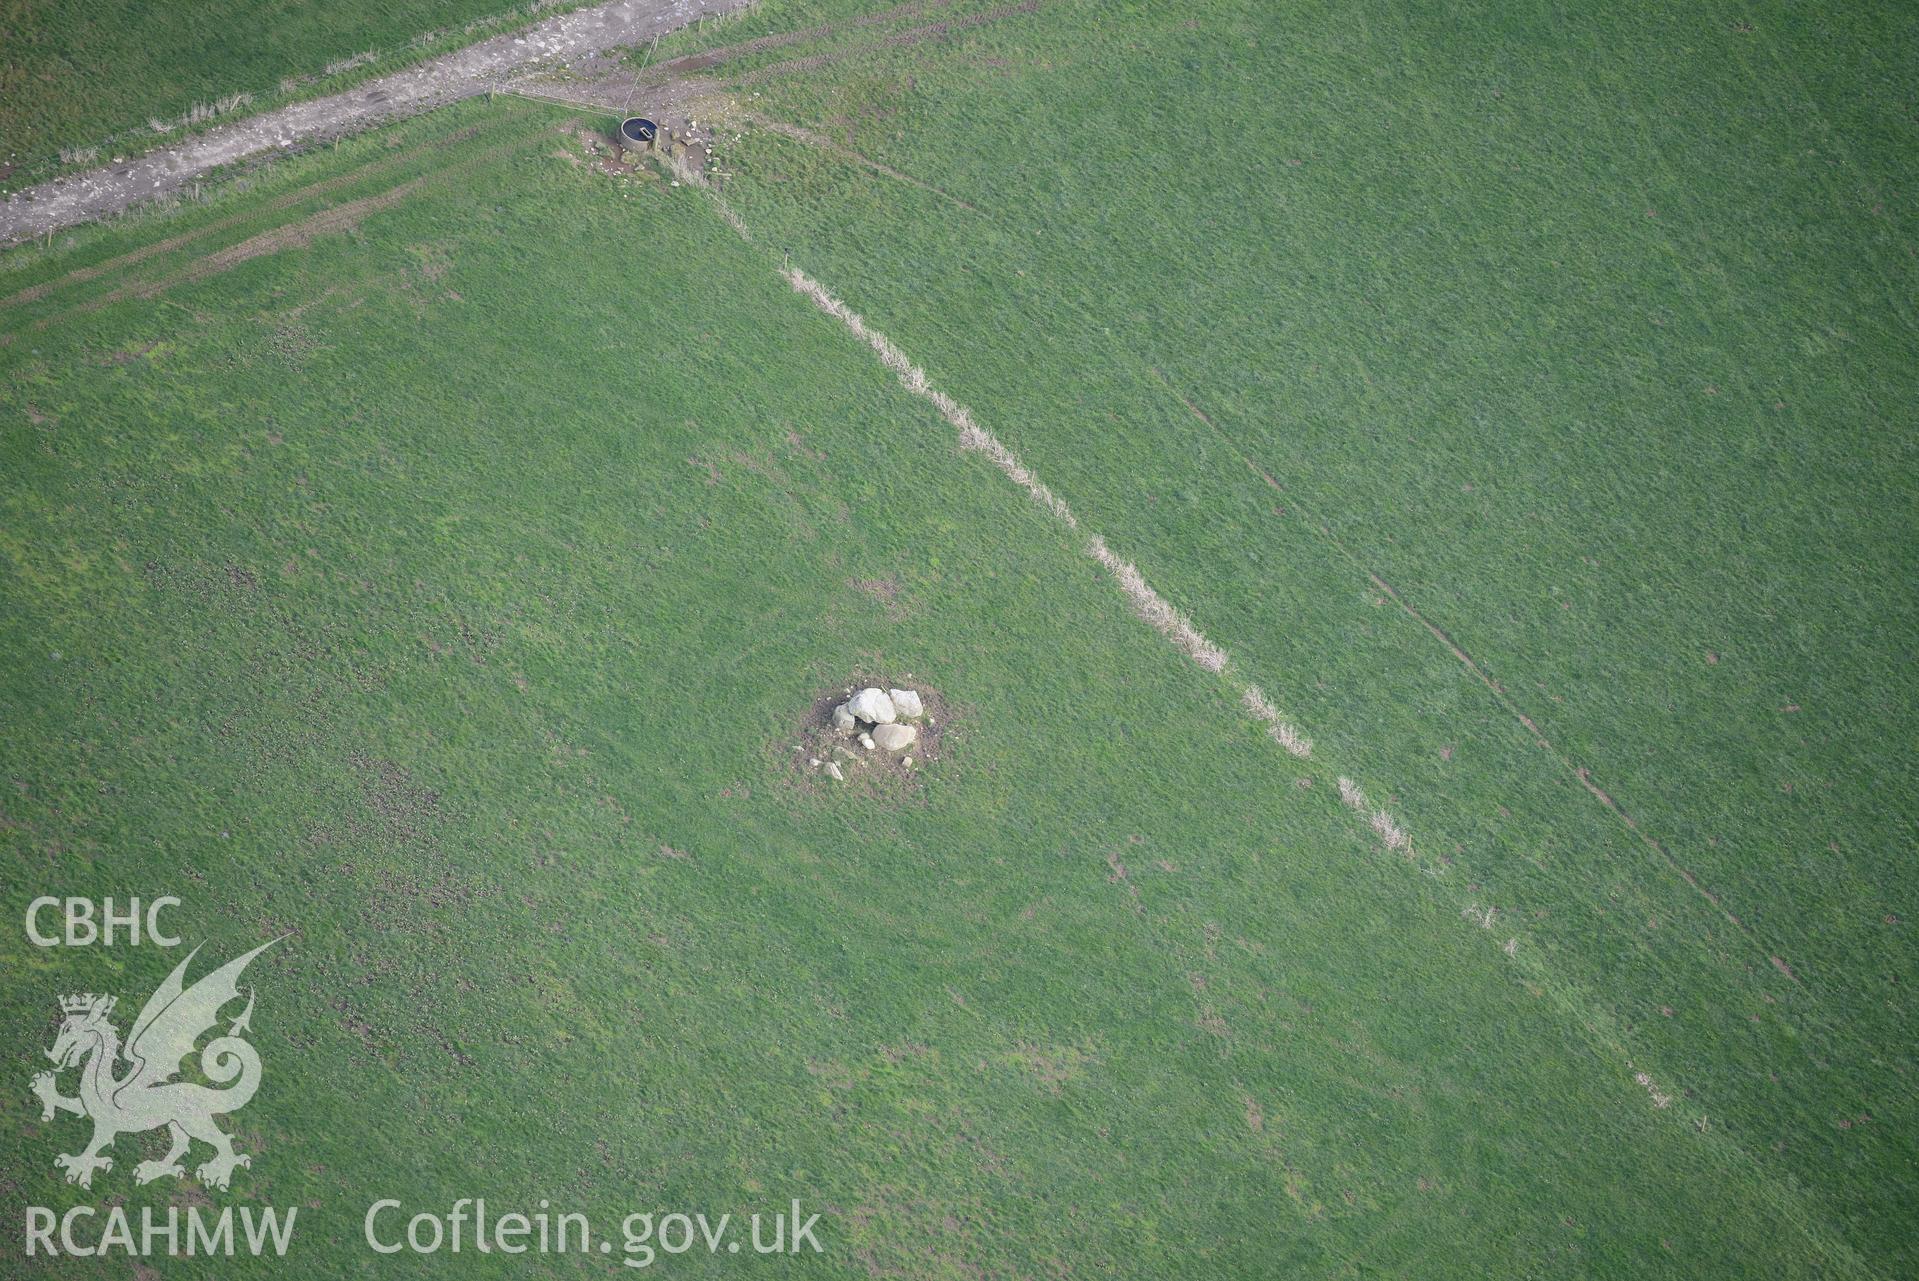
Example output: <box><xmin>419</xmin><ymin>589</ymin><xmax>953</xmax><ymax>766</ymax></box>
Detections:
<box><xmin>873</xmin><ymin>723</ymin><xmax>918</xmax><ymax>752</ymax></box>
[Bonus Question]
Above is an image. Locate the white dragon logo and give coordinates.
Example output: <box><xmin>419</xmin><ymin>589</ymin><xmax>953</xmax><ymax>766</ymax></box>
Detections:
<box><xmin>30</xmin><ymin>939</ymin><xmax>280</xmax><ymax>1191</ymax></box>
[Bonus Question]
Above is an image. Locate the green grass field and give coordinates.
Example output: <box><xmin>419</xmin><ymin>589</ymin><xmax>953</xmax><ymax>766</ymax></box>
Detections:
<box><xmin>2</xmin><ymin>1</ymin><xmax>1914</xmax><ymax>1276</ymax></box>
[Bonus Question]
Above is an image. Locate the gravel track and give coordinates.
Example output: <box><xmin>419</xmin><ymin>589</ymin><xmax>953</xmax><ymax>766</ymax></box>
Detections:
<box><xmin>0</xmin><ymin>0</ymin><xmax>752</xmax><ymax>246</ymax></box>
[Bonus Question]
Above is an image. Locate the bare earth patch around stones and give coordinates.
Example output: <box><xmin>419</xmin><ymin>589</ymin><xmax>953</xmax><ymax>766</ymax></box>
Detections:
<box><xmin>783</xmin><ymin>676</ymin><xmax>951</xmax><ymax>800</ymax></box>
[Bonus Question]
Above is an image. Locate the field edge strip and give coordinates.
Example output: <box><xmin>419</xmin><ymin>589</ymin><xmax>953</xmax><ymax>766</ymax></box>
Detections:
<box><xmin>774</xmin><ymin>260</ymin><xmax>1325</xmax><ymax>766</ymax></box>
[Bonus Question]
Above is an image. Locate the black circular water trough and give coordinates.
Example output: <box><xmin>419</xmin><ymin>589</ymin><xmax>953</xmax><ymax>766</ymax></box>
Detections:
<box><xmin>619</xmin><ymin>117</ymin><xmax>657</xmax><ymax>147</ymax></box>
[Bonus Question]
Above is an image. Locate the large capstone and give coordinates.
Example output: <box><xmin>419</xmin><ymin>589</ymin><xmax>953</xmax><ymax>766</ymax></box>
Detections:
<box><xmin>847</xmin><ymin>687</ymin><xmax>898</xmax><ymax>724</ymax></box>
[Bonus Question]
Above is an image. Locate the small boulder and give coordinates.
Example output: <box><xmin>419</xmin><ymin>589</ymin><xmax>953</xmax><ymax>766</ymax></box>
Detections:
<box><xmin>830</xmin><ymin>703</ymin><xmax>857</xmax><ymax>732</ymax></box>
<box><xmin>859</xmin><ymin>733</ymin><xmax>876</xmax><ymax>750</ymax></box>
<box><xmin>825</xmin><ymin>762</ymin><xmax>845</xmax><ymax>781</ymax></box>
<box><xmin>847</xmin><ymin>687</ymin><xmax>897</xmax><ymax>724</ymax></box>
<box><xmin>873</xmin><ymin>723</ymin><xmax>918</xmax><ymax>753</ymax></box>
<box><xmin>889</xmin><ymin>688</ymin><xmax>924</xmax><ymax>719</ymax></box>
